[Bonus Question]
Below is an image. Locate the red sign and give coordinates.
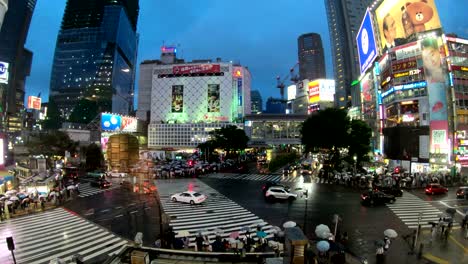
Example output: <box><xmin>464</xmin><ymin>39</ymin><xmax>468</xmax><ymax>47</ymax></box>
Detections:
<box><xmin>391</xmin><ymin>59</ymin><xmax>417</xmax><ymax>72</ymax></box>
<box><xmin>173</xmin><ymin>64</ymin><xmax>220</xmax><ymax>74</ymax></box>
<box><xmin>27</xmin><ymin>96</ymin><xmax>41</xmax><ymax>110</ymax></box>
<box><xmin>451</xmin><ymin>65</ymin><xmax>468</xmax><ymax>72</ymax></box>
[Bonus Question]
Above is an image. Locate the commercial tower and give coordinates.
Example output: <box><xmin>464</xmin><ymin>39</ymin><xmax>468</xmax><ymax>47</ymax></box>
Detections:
<box><xmin>49</xmin><ymin>0</ymin><xmax>139</xmax><ymax>121</ymax></box>
<box><xmin>297</xmin><ymin>33</ymin><xmax>326</xmax><ymax>81</ymax></box>
<box><xmin>251</xmin><ymin>90</ymin><xmax>263</xmax><ymax>113</ymax></box>
<box><xmin>0</xmin><ymin>0</ymin><xmax>36</xmax><ymax>132</ymax></box>
<box><xmin>324</xmin><ymin>0</ymin><xmax>372</xmax><ymax>108</ymax></box>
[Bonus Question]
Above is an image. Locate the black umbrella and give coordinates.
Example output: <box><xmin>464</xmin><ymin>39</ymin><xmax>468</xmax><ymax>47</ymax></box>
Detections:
<box><xmin>446</xmin><ymin>208</ymin><xmax>456</xmax><ymax>215</ymax></box>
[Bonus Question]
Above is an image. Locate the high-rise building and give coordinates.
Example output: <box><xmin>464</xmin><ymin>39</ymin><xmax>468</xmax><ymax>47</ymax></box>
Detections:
<box><xmin>325</xmin><ymin>0</ymin><xmax>372</xmax><ymax>108</ymax></box>
<box><xmin>265</xmin><ymin>98</ymin><xmax>287</xmax><ymax>114</ymax></box>
<box><xmin>251</xmin><ymin>90</ymin><xmax>263</xmax><ymax>113</ymax></box>
<box><xmin>0</xmin><ymin>0</ymin><xmax>36</xmax><ymax>132</ymax></box>
<box><xmin>0</xmin><ymin>0</ymin><xmax>7</xmax><ymax>30</ymax></box>
<box><xmin>49</xmin><ymin>0</ymin><xmax>139</xmax><ymax>122</ymax></box>
<box><xmin>297</xmin><ymin>33</ymin><xmax>326</xmax><ymax>81</ymax></box>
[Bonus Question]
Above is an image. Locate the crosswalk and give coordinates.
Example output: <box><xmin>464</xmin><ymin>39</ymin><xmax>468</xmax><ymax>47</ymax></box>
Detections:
<box><xmin>387</xmin><ymin>192</ymin><xmax>458</xmax><ymax>229</ymax></box>
<box><xmin>204</xmin><ymin>173</ymin><xmax>306</xmax><ymax>183</ymax></box>
<box><xmin>0</xmin><ymin>207</ymin><xmax>128</xmax><ymax>264</ymax></box>
<box><xmin>156</xmin><ymin>179</ymin><xmax>275</xmax><ymax>247</ymax></box>
<box><xmin>78</xmin><ymin>182</ymin><xmax>120</xmax><ymax>198</ymax></box>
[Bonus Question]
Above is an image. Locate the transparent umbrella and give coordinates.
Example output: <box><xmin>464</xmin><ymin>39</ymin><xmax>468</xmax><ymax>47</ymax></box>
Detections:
<box><xmin>315</xmin><ymin>224</ymin><xmax>331</xmax><ymax>239</ymax></box>
<box><xmin>316</xmin><ymin>240</ymin><xmax>330</xmax><ymax>252</ymax></box>
<box><xmin>383</xmin><ymin>229</ymin><xmax>398</xmax><ymax>238</ymax></box>
<box><xmin>283</xmin><ymin>221</ymin><xmax>297</xmax><ymax>228</ymax></box>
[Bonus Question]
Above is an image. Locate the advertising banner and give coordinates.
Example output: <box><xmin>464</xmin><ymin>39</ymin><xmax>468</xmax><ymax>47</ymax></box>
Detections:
<box><xmin>0</xmin><ymin>61</ymin><xmax>8</xmax><ymax>84</ymax></box>
<box><xmin>356</xmin><ymin>9</ymin><xmax>378</xmax><ymax>74</ymax></box>
<box><xmin>121</xmin><ymin>116</ymin><xmax>137</xmax><ymax>132</ymax></box>
<box><xmin>308</xmin><ymin>81</ymin><xmax>320</xmax><ymax>104</ymax></box>
<box><xmin>375</xmin><ymin>0</ymin><xmax>441</xmax><ymax>53</ymax></box>
<box><xmin>391</xmin><ymin>59</ymin><xmax>417</xmax><ymax>72</ymax></box>
<box><xmin>173</xmin><ymin>64</ymin><xmax>220</xmax><ymax>74</ymax></box>
<box><xmin>27</xmin><ymin>96</ymin><xmax>42</xmax><ymax>110</ymax></box>
<box><xmin>171</xmin><ymin>85</ymin><xmax>184</xmax><ymax>113</ymax></box>
<box><xmin>430</xmin><ymin>120</ymin><xmax>449</xmax><ymax>153</ymax></box>
<box><xmin>101</xmin><ymin>113</ymin><xmax>122</xmax><ymax>131</ymax></box>
<box><xmin>207</xmin><ymin>84</ymin><xmax>220</xmax><ymax>112</ymax></box>
<box><xmin>361</xmin><ymin>73</ymin><xmax>372</xmax><ymax>102</ymax></box>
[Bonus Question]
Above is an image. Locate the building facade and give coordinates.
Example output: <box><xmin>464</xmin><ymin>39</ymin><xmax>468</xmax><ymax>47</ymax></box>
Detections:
<box><xmin>297</xmin><ymin>33</ymin><xmax>326</xmax><ymax>81</ymax></box>
<box><xmin>139</xmin><ymin>57</ymin><xmax>251</xmax><ymax>150</ymax></box>
<box><xmin>265</xmin><ymin>98</ymin><xmax>287</xmax><ymax>114</ymax></box>
<box><xmin>325</xmin><ymin>0</ymin><xmax>372</xmax><ymax>108</ymax></box>
<box><xmin>251</xmin><ymin>90</ymin><xmax>263</xmax><ymax>113</ymax></box>
<box><xmin>49</xmin><ymin>0</ymin><xmax>139</xmax><ymax>119</ymax></box>
<box><xmin>0</xmin><ymin>0</ymin><xmax>36</xmax><ymax>132</ymax></box>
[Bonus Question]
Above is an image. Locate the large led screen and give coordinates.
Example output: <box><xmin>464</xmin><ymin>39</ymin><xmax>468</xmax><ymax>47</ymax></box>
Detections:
<box><xmin>375</xmin><ymin>0</ymin><xmax>441</xmax><ymax>54</ymax></box>
<box><xmin>171</xmin><ymin>85</ymin><xmax>184</xmax><ymax>113</ymax></box>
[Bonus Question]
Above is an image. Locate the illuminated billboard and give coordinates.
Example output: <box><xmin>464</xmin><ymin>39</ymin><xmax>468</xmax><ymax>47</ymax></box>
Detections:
<box><xmin>287</xmin><ymin>85</ymin><xmax>296</xmax><ymax>101</ymax></box>
<box><xmin>308</xmin><ymin>81</ymin><xmax>320</xmax><ymax>104</ymax></box>
<box><xmin>27</xmin><ymin>96</ymin><xmax>41</xmax><ymax>110</ymax></box>
<box><xmin>172</xmin><ymin>64</ymin><xmax>220</xmax><ymax>74</ymax></box>
<box><xmin>356</xmin><ymin>9</ymin><xmax>378</xmax><ymax>74</ymax></box>
<box><xmin>171</xmin><ymin>85</ymin><xmax>184</xmax><ymax>113</ymax></box>
<box><xmin>375</xmin><ymin>0</ymin><xmax>441</xmax><ymax>54</ymax></box>
<box><xmin>101</xmin><ymin>113</ymin><xmax>137</xmax><ymax>132</ymax></box>
<box><xmin>0</xmin><ymin>61</ymin><xmax>9</xmax><ymax>84</ymax></box>
<box><xmin>207</xmin><ymin>84</ymin><xmax>220</xmax><ymax>112</ymax></box>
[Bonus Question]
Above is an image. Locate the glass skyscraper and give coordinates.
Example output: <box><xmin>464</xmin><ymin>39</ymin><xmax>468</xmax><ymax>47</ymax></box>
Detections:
<box><xmin>50</xmin><ymin>0</ymin><xmax>139</xmax><ymax>120</ymax></box>
<box><xmin>298</xmin><ymin>33</ymin><xmax>326</xmax><ymax>81</ymax></box>
<box><xmin>0</xmin><ymin>0</ymin><xmax>36</xmax><ymax>132</ymax></box>
<box><xmin>325</xmin><ymin>0</ymin><xmax>372</xmax><ymax>108</ymax></box>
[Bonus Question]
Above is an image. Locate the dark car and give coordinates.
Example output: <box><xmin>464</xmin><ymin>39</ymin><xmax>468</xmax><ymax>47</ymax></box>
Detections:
<box><xmin>425</xmin><ymin>183</ymin><xmax>448</xmax><ymax>195</ymax></box>
<box><xmin>361</xmin><ymin>191</ymin><xmax>396</xmax><ymax>206</ymax></box>
<box><xmin>374</xmin><ymin>186</ymin><xmax>403</xmax><ymax>197</ymax></box>
<box><xmin>456</xmin><ymin>186</ymin><xmax>468</xmax><ymax>199</ymax></box>
<box><xmin>90</xmin><ymin>179</ymin><xmax>112</xmax><ymax>189</ymax></box>
<box><xmin>262</xmin><ymin>182</ymin><xmax>290</xmax><ymax>194</ymax></box>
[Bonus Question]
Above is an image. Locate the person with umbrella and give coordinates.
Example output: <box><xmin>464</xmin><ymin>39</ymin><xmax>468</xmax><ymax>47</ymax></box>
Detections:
<box><xmin>375</xmin><ymin>240</ymin><xmax>385</xmax><ymax>264</ymax></box>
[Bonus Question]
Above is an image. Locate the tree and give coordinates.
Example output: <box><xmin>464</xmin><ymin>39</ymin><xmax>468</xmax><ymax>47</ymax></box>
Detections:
<box><xmin>84</xmin><ymin>143</ymin><xmax>104</xmax><ymax>171</ymax></box>
<box><xmin>42</xmin><ymin>98</ymin><xmax>63</xmax><ymax>130</ymax></box>
<box><xmin>207</xmin><ymin>125</ymin><xmax>249</xmax><ymax>159</ymax></box>
<box><xmin>348</xmin><ymin>119</ymin><xmax>372</xmax><ymax>165</ymax></box>
<box><xmin>27</xmin><ymin>131</ymin><xmax>79</xmax><ymax>166</ymax></box>
<box><xmin>300</xmin><ymin>108</ymin><xmax>350</xmax><ymax>153</ymax></box>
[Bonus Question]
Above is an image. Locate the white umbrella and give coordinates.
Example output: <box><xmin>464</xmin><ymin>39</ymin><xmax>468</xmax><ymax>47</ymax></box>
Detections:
<box><xmin>315</xmin><ymin>224</ymin><xmax>331</xmax><ymax>239</ymax></box>
<box><xmin>67</xmin><ymin>185</ymin><xmax>75</xmax><ymax>190</ymax></box>
<box><xmin>6</xmin><ymin>201</ymin><xmax>13</xmax><ymax>205</ymax></box>
<box><xmin>39</xmin><ymin>194</ymin><xmax>47</xmax><ymax>199</ymax></box>
<box><xmin>178</xmin><ymin>230</ymin><xmax>190</xmax><ymax>237</ymax></box>
<box><xmin>49</xmin><ymin>191</ymin><xmax>57</xmax><ymax>196</ymax></box>
<box><xmin>9</xmin><ymin>196</ymin><xmax>19</xmax><ymax>201</ymax></box>
<box><xmin>283</xmin><ymin>221</ymin><xmax>297</xmax><ymax>228</ymax></box>
<box><xmin>271</xmin><ymin>226</ymin><xmax>282</xmax><ymax>234</ymax></box>
<box><xmin>5</xmin><ymin>190</ymin><xmax>16</xmax><ymax>195</ymax></box>
<box><xmin>213</xmin><ymin>228</ymin><xmax>223</xmax><ymax>235</ymax></box>
<box><xmin>384</xmin><ymin>229</ymin><xmax>398</xmax><ymax>238</ymax></box>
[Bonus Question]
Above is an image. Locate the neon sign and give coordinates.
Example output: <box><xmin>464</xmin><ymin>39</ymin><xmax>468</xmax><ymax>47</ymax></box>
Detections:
<box><xmin>381</xmin><ymin>81</ymin><xmax>427</xmax><ymax>98</ymax></box>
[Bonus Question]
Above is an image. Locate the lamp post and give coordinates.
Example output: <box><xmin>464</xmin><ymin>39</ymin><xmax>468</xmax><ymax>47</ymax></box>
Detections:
<box><xmin>353</xmin><ymin>155</ymin><xmax>357</xmax><ymax>175</ymax></box>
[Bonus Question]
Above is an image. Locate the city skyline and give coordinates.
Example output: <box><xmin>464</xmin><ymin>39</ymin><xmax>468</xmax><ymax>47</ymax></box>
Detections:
<box><xmin>25</xmin><ymin>0</ymin><xmax>468</xmax><ymax>107</ymax></box>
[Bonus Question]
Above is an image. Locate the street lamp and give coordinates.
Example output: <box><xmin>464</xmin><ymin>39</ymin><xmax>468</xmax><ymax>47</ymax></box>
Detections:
<box><xmin>353</xmin><ymin>155</ymin><xmax>357</xmax><ymax>175</ymax></box>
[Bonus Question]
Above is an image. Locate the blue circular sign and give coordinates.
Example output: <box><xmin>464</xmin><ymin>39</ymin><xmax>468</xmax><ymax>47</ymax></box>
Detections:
<box><xmin>0</xmin><ymin>63</ymin><xmax>7</xmax><ymax>74</ymax></box>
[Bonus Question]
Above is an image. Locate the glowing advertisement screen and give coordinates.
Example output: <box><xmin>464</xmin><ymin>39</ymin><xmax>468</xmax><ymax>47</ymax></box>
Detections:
<box><xmin>171</xmin><ymin>85</ymin><xmax>184</xmax><ymax>113</ymax></box>
<box><xmin>101</xmin><ymin>113</ymin><xmax>122</xmax><ymax>131</ymax></box>
<box><xmin>207</xmin><ymin>84</ymin><xmax>220</xmax><ymax>112</ymax></box>
<box><xmin>375</xmin><ymin>0</ymin><xmax>442</xmax><ymax>54</ymax></box>
<box><xmin>356</xmin><ymin>9</ymin><xmax>378</xmax><ymax>74</ymax></box>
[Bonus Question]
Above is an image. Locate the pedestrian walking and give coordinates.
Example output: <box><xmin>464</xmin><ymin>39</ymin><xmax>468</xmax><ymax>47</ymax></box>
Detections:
<box><xmin>376</xmin><ymin>246</ymin><xmax>385</xmax><ymax>264</ymax></box>
<box><xmin>383</xmin><ymin>236</ymin><xmax>391</xmax><ymax>251</ymax></box>
<box><xmin>430</xmin><ymin>223</ymin><xmax>437</xmax><ymax>243</ymax></box>
<box><xmin>195</xmin><ymin>233</ymin><xmax>203</xmax><ymax>251</ymax></box>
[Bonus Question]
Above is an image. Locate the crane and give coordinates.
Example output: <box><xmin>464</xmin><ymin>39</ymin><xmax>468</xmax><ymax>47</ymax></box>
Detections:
<box><xmin>276</xmin><ymin>62</ymin><xmax>300</xmax><ymax>99</ymax></box>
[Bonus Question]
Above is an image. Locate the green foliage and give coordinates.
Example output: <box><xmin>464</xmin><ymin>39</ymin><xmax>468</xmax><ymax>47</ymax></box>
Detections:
<box><xmin>268</xmin><ymin>152</ymin><xmax>299</xmax><ymax>172</ymax></box>
<box><xmin>300</xmin><ymin>108</ymin><xmax>350</xmax><ymax>153</ymax></box>
<box><xmin>27</xmin><ymin>131</ymin><xmax>79</xmax><ymax>158</ymax></box>
<box><xmin>209</xmin><ymin>125</ymin><xmax>249</xmax><ymax>157</ymax></box>
<box><xmin>348</xmin><ymin>119</ymin><xmax>372</xmax><ymax>164</ymax></box>
<box><xmin>42</xmin><ymin>98</ymin><xmax>63</xmax><ymax>130</ymax></box>
<box><xmin>84</xmin><ymin>143</ymin><xmax>104</xmax><ymax>171</ymax></box>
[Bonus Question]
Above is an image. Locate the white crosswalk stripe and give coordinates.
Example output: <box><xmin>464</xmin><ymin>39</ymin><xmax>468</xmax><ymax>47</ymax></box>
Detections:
<box><xmin>156</xmin><ymin>179</ymin><xmax>276</xmax><ymax>247</ymax></box>
<box><xmin>204</xmin><ymin>173</ymin><xmax>336</xmax><ymax>185</ymax></box>
<box><xmin>386</xmin><ymin>191</ymin><xmax>459</xmax><ymax>229</ymax></box>
<box><xmin>0</xmin><ymin>207</ymin><xmax>128</xmax><ymax>264</ymax></box>
<box><xmin>78</xmin><ymin>182</ymin><xmax>120</xmax><ymax>198</ymax></box>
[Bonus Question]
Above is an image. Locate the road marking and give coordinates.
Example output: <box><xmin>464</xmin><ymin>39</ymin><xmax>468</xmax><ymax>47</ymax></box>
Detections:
<box><xmin>449</xmin><ymin>235</ymin><xmax>468</xmax><ymax>254</ymax></box>
<box><xmin>100</xmin><ymin>209</ymin><xmax>110</xmax><ymax>213</ymax></box>
<box><xmin>114</xmin><ymin>214</ymin><xmax>123</xmax><ymax>218</ymax></box>
<box><xmin>130</xmin><ymin>210</ymin><xmax>138</xmax><ymax>214</ymax></box>
<box><xmin>422</xmin><ymin>253</ymin><xmax>449</xmax><ymax>264</ymax></box>
<box><xmin>439</xmin><ymin>201</ymin><xmax>465</xmax><ymax>216</ymax></box>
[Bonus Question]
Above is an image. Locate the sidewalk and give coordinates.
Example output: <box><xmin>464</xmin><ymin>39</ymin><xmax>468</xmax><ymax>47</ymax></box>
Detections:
<box><xmin>418</xmin><ymin>227</ymin><xmax>468</xmax><ymax>264</ymax></box>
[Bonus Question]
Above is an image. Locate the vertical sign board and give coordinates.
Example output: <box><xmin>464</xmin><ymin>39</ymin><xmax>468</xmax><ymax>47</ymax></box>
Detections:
<box><xmin>207</xmin><ymin>84</ymin><xmax>220</xmax><ymax>112</ymax></box>
<box><xmin>27</xmin><ymin>96</ymin><xmax>42</xmax><ymax>110</ymax></box>
<box><xmin>171</xmin><ymin>85</ymin><xmax>184</xmax><ymax>113</ymax></box>
<box><xmin>356</xmin><ymin>9</ymin><xmax>378</xmax><ymax>74</ymax></box>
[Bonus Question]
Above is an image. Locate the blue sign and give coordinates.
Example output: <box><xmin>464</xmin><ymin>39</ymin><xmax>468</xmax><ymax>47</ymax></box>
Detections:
<box><xmin>0</xmin><ymin>63</ymin><xmax>6</xmax><ymax>74</ymax></box>
<box><xmin>356</xmin><ymin>9</ymin><xmax>378</xmax><ymax>74</ymax></box>
<box><xmin>101</xmin><ymin>113</ymin><xmax>122</xmax><ymax>131</ymax></box>
<box><xmin>381</xmin><ymin>81</ymin><xmax>427</xmax><ymax>98</ymax></box>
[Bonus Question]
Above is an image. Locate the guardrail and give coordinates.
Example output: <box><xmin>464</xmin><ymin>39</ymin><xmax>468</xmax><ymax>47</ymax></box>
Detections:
<box><xmin>104</xmin><ymin>245</ymin><xmax>277</xmax><ymax>263</ymax></box>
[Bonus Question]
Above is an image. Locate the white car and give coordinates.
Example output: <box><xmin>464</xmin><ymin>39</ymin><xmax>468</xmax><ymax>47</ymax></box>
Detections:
<box><xmin>171</xmin><ymin>191</ymin><xmax>207</xmax><ymax>205</ymax></box>
<box><xmin>107</xmin><ymin>171</ymin><xmax>128</xmax><ymax>178</ymax></box>
<box><xmin>265</xmin><ymin>187</ymin><xmax>298</xmax><ymax>200</ymax></box>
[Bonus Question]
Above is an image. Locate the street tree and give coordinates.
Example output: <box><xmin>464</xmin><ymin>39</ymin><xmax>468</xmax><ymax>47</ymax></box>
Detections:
<box><xmin>208</xmin><ymin>125</ymin><xmax>249</xmax><ymax>159</ymax></box>
<box><xmin>27</xmin><ymin>131</ymin><xmax>79</xmax><ymax>166</ymax></box>
<box><xmin>348</xmin><ymin>119</ymin><xmax>372</xmax><ymax>165</ymax></box>
<box><xmin>84</xmin><ymin>143</ymin><xmax>104</xmax><ymax>171</ymax></box>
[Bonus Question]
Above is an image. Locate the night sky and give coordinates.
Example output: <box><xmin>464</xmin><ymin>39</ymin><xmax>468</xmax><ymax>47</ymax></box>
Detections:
<box><xmin>25</xmin><ymin>0</ymin><xmax>468</xmax><ymax>107</ymax></box>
